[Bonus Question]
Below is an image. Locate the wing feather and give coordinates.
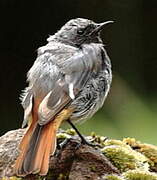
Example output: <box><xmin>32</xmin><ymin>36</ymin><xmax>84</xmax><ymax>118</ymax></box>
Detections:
<box><xmin>36</xmin><ymin>43</ymin><xmax>104</xmax><ymax>125</ymax></box>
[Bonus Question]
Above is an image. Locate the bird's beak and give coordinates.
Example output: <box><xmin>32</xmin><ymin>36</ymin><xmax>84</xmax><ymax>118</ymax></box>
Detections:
<box><xmin>97</xmin><ymin>21</ymin><xmax>114</xmax><ymax>30</ymax></box>
<box><xmin>91</xmin><ymin>21</ymin><xmax>114</xmax><ymax>35</ymax></box>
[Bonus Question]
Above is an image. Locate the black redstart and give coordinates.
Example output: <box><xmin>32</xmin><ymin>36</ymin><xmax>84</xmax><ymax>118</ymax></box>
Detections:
<box><xmin>15</xmin><ymin>18</ymin><xmax>113</xmax><ymax>176</ymax></box>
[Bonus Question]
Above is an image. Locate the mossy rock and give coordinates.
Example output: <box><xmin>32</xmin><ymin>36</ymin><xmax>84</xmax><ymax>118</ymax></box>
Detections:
<box><xmin>1</xmin><ymin>129</ymin><xmax>157</xmax><ymax>179</ymax></box>
<box><xmin>104</xmin><ymin>170</ymin><xmax>157</xmax><ymax>180</ymax></box>
<box><xmin>123</xmin><ymin>138</ymin><xmax>157</xmax><ymax>171</ymax></box>
<box><xmin>101</xmin><ymin>139</ymin><xmax>149</xmax><ymax>172</ymax></box>
<box><xmin>1</xmin><ymin>177</ymin><xmax>22</xmax><ymax>180</ymax></box>
<box><xmin>123</xmin><ymin>169</ymin><xmax>157</xmax><ymax>180</ymax></box>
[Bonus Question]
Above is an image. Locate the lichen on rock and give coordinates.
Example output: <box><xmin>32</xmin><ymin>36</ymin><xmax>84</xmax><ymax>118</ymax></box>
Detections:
<box><xmin>101</xmin><ymin>139</ymin><xmax>149</xmax><ymax>172</ymax></box>
<box><xmin>123</xmin><ymin>138</ymin><xmax>157</xmax><ymax>172</ymax></box>
<box><xmin>123</xmin><ymin>169</ymin><xmax>157</xmax><ymax>180</ymax></box>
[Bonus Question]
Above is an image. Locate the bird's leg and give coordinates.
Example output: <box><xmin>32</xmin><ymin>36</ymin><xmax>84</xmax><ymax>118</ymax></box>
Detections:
<box><xmin>67</xmin><ymin>119</ymin><xmax>99</xmax><ymax>147</ymax></box>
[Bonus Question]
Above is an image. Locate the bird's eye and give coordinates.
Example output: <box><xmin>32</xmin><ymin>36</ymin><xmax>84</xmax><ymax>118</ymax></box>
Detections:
<box><xmin>77</xmin><ymin>28</ymin><xmax>84</xmax><ymax>35</ymax></box>
<box><xmin>88</xmin><ymin>24</ymin><xmax>95</xmax><ymax>29</ymax></box>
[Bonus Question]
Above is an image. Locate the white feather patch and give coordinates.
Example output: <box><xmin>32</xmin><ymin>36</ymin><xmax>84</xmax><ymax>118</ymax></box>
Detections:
<box><xmin>69</xmin><ymin>83</ymin><xmax>75</xmax><ymax>99</ymax></box>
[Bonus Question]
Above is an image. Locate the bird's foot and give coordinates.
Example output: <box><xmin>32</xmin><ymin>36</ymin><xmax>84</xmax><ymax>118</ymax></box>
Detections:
<box><xmin>57</xmin><ymin>138</ymin><xmax>71</xmax><ymax>150</ymax></box>
<box><xmin>67</xmin><ymin>119</ymin><xmax>103</xmax><ymax>148</ymax></box>
<box><xmin>80</xmin><ymin>136</ymin><xmax>103</xmax><ymax>148</ymax></box>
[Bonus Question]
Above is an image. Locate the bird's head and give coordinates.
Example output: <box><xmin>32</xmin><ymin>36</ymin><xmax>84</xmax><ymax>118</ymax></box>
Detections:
<box><xmin>48</xmin><ymin>18</ymin><xmax>113</xmax><ymax>47</ymax></box>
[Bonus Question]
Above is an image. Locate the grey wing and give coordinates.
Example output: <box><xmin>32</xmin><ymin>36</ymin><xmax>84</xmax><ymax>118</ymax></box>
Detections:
<box><xmin>37</xmin><ymin>43</ymin><xmax>104</xmax><ymax>125</ymax></box>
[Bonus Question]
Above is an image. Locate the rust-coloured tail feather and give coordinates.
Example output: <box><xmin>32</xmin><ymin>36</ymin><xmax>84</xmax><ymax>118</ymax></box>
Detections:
<box><xmin>33</xmin><ymin>121</ymin><xmax>57</xmax><ymax>175</ymax></box>
<box><xmin>15</xmin><ymin>108</ymin><xmax>73</xmax><ymax>177</ymax></box>
<box><xmin>15</xmin><ymin>121</ymin><xmax>58</xmax><ymax>176</ymax></box>
<box><xmin>32</xmin><ymin>124</ymin><xmax>50</xmax><ymax>174</ymax></box>
<box><xmin>39</xmin><ymin>122</ymin><xmax>57</xmax><ymax>175</ymax></box>
<box><xmin>23</xmin><ymin>124</ymin><xmax>42</xmax><ymax>174</ymax></box>
<box><xmin>15</xmin><ymin>122</ymin><xmax>36</xmax><ymax>176</ymax></box>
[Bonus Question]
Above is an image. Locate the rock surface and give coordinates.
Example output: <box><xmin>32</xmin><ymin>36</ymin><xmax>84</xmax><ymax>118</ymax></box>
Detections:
<box><xmin>0</xmin><ymin>129</ymin><xmax>157</xmax><ymax>180</ymax></box>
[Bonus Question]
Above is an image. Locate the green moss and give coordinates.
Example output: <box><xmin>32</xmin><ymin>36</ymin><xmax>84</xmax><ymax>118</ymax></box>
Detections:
<box><xmin>91</xmin><ymin>131</ymin><xmax>96</xmax><ymax>138</ymax></box>
<box><xmin>57</xmin><ymin>173</ymin><xmax>68</xmax><ymax>180</ymax></box>
<box><xmin>101</xmin><ymin>139</ymin><xmax>149</xmax><ymax>172</ymax></box>
<box><xmin>123</xmin><ymin>170</ymin><xmax>157</xmax><ymax>180</ymax></box>
<box><xmin>123</xmin><ymin>138</ymin><xmax>157</xmax><ymax>170</ymax></box>
<box><xmin>57</xmin><ymin>128</ymin><xmax>77</xmax><ymax>141</ymax></box>
<box><xmin>57</xmin><ymin>132</ymin><xmax>71</xmax><ymax>139</ymax></box>
<box><xmin>90</xmin><ymin>132</ymin><xmax>108</xmax><ymax>146</ymax></box>
<box><xmin>104</xmin><ymin>170</ymin><xmax>157</xmax><ymax>180</ymax></box>
<box><xmin>1</xmin><ymin>177</ymin><xmax>22</xmax><ymax>180</ymax></box>
<box><xmin>103</xmin><ymin>174</ymin><xmax>124</xmax><ymax>180</ymax></box>
<box><xmin>65</xmin><ymin>128</ymin><xmax>76</xmax><ymax>136</ymax></box>
<box><xmin>104</xmin><ymin>139</ymin><xmax>129</xmax><ymax>147</ymax></box>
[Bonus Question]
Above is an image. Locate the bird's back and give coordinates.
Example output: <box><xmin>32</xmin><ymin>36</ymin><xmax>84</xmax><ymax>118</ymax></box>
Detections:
<box><xmin>27</xmin><ymin>41</ymin><xmax>78</xmax><ymax>97</ymax></box>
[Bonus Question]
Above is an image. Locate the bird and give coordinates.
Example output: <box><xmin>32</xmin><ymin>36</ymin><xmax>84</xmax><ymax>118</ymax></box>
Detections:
<box><xmin>14</xmin><ymin>18</ymin><xmax>113</xmax><ymax>177</ymax></box>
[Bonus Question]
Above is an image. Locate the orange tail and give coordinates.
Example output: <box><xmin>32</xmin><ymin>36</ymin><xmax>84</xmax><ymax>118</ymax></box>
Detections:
<box><xmin>15</xmin><ymin>107</ymin><xmax>73</xmax><ymax>177</ymax></box>
<box><xmin>15</xmin><ymin>120</ymin><xmax>58</xmax><ymax>176</ymax></box>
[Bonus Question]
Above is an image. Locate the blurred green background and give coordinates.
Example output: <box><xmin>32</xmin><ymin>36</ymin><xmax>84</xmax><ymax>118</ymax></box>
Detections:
<box><xmin>0</xmin><ymin>0</ymin><xmax>157</xmax><ymax>144</ymax></box>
